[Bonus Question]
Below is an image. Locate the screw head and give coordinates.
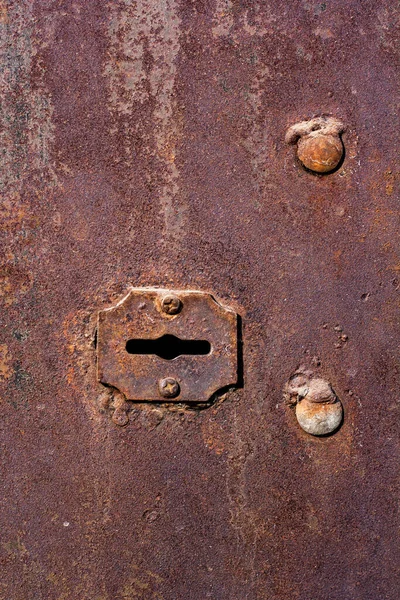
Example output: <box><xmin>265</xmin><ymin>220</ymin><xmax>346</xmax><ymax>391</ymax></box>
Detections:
<box><xmin>158</xmin><ymin>377</ymin><xmax>180</xmax><ymax>399</ymax></box>
<box><xmin>297</xmin><ymin>133</ymin><xmax>343</xmax><ymax>173</ymax></box>
<box><xmin>161</xmin><ymin>294</ymin><xmax>182</xmax><ymax>315</ymax></box>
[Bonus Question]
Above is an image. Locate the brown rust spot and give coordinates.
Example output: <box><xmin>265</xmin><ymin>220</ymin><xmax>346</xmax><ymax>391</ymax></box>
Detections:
<box><xmin>0</xmin><ymin>264</ymin><xmax>33</xmax><ymax>306</ymax></box>
<box><xmin>0</xmin><ymin>344</ymin><xmax>13</xmax><ymax>381</ymax></box>
<box><xmin>201</xmin><ymin>418</ymin><xmax>226</xmax><ymax>455</ymax></box>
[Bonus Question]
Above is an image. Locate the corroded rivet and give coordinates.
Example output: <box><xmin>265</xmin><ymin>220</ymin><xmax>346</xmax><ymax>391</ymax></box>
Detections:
<box><xmin>112</xmin><ymin>407</ymin><xmax>129</xmax><ymax>427</ymax></box>
<box><xmin>296</xmin><ymin>399</ymin><xmax>343</xmax><ymax>436</ymax></box>
<box><xmin>158</xmin><ymin>377</ymin><xmax>180</xmax><ymax>399</ymax></box>
<box><xmin>161</xmin><ymin>294</ymin><xmax>182</xmax><ymax>315</ymax></box>
<box><xmin>286</xmin><ymin>117</ymin><xmax>345</xmax><ymax>174</ymax></box>
<box><xmin>284</xmin><ymin>371</ymin><xmax>343</xmax><ymax>436</ymax></box>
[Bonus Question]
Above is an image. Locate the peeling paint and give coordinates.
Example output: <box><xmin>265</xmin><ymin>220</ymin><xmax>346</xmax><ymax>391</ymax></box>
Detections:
<box><xmin>104</xmin><ymin>0</ymin><xmax>185</xmax><ymax>251</ymax></box>
<box><xmin>0</xmin><ymin>0</ymin><xmax>56</xmax><ymax>197</ymax></box>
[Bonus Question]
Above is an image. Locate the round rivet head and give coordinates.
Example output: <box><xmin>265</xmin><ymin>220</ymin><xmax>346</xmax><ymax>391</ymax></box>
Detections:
<box><xmin>285</xmin><ymin>116</ymin><xmax>345</xmax><ymax>174</ymax></box>
<box><xmin>158</xmin><ymin>377</ymin><xmax>180</xmax><ymax>399</ymax></box>
<box><xmin>295</xmin><ymin>399</ymin><xmax>343</xmax><ymax>436</ymax></box>
<box><xmin>161</xmin><ymin>294</ymin><xmax>182</xmax><ymax>315</ymax></box>
<box><xmin>297</xmin><ymin>133</ymin><xmax>343</xmax><ymax>173</ymax></box>
<box><xmin>284</xmin><ymin>371</ymin><xmax>343</xmax><ymax>436</ymax></box>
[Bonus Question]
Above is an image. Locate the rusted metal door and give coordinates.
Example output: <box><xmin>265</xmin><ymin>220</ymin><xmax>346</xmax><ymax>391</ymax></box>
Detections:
<box><xmin>1</xmin><ymin>2</ymin><xmax>398</xmax><ymax>599</ymax></box>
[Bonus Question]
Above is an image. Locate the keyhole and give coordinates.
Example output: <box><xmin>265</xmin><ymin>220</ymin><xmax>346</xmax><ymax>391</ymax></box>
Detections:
<box><xmin>125</xmin><ymin>334</ymin><xmax>211</xmax><ymax>361</ymax></box>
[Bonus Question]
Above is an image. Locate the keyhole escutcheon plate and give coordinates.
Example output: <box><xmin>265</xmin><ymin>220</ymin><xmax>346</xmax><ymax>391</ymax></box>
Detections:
<box><xmin>97</xmin><ymin>288</ymin><xmax>238</xmax><ymax>402</ymax></box>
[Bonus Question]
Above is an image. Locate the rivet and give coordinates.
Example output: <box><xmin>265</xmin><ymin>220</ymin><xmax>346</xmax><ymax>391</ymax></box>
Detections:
<box><xmin>158</xmin><ymin>377</ymin><xmax>180</xmax><ymax>399</ymax></box>
<box><xmin>286</xmin><ymin>117</ymin><xmax>345</xmax><ymax>174</ymax></box>
<box><xmin>284</xmin><ymin>371</ymin><xmax>343</xmax><ymax>436</ymax></box>
<box><xmin>112</xmin><ymin>407</ymin><xmax>129</xmax><ymax>427</ymax></box>
<box><xmin>295</xmin><ymin>399</ymin><xmax>343</xmax><ymax>436</ymax></box>
<box><xmin>161</xmin><ymin>294</ymin><xmax>182</xmax><ymax>315</ymax></box>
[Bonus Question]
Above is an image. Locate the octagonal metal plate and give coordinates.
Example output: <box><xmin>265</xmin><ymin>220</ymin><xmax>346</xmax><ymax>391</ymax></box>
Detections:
<box><xmin>97</xmin><ymin>288</ymin><xmax>238</xmax><ymax>402</ymax></box>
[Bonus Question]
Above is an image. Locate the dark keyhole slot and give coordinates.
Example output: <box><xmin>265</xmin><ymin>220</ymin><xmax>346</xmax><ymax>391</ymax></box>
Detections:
<box><xmin>125</xmin><ymin>334</ymin><xmax>211</xmax><ymax>361</ymax></box>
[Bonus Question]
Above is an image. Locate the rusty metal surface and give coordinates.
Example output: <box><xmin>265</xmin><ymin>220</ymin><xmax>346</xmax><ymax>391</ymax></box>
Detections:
<box><xmin>0</xmin><ymin>1</ymin><xmax>399</xmax><ymax>599</ymax></box>
<box><xmin>97</xmin><ymin>288</ymin><xmax>238</xmax><ymax>403</ymax></box>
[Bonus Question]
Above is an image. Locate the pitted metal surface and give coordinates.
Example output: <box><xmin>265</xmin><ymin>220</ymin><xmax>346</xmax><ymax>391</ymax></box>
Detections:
<box><xmin>0</xmin><ymin>2</ymin><xmax>398</xmax><ymax>599</ymax></box>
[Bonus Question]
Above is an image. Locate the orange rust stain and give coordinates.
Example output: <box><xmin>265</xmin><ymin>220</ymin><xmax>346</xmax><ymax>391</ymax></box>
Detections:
<box><xmin>0</xmin><ymin>264</ymin><xmax>33</xmax><ymax>306</ymax></box>
<box><xmin>388</xmin><ymin>262</ymin><xmax>400</xmax><ymax>274</ymax></box>
<box><xmin>158</xmin><ymin>144</ymin><xmax>176</xmax><ymax>164</ymax></box>
<box><xmin>0</xmin><ymin>345</ymin><xmax>13</xmax><ymax>381</ymax></box>
<box><xmin>66</xmin><ymin>367</ymin><xmax>75</xmax><ymax>386</ymax></box>
<box><xmin>0</xmin><ymin>0</ymin><xmax>8</xmax><ymax>24</ymax></box>
<box><xmin>384</xmin><ymin>168</ymin><xmax>397</xmax><ymax>196</ymax></box>
<box><xmin>61</xmin><ymin>308</ymin><xmax>100</xmax><ymax>424</ymax></box>
<box><xmin>0</xmin><ymin>194</ymin><xmax>27</xmax><ymax>230</ymax></box>
<box><xmin>371</xmin><ymin>205</ymin><xmax>396</xmax><ymax>230</ymax></box>
<box><xmin>201</xmin><ymin>419</ymin><xmax>226</xmax><ymax>455</ymax></box>
<box><xmin>367</xmin><ymin>168</ymin><xmax>398</xmax><ymax>235</ymax></box>
<box><xmin>332</xmin><ymin>248</ymin><xmax>346</xmax><ymax>278</ymax></box>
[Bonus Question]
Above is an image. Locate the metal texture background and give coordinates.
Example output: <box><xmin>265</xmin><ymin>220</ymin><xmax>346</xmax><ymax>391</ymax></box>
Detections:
<box><xmin>0</xmin><ymin>1</ymin><xmax>398</xmax><ymax>599</ymax></box>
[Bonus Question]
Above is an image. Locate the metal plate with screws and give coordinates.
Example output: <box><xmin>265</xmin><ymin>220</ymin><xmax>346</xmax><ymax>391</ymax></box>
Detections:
<box><xmin>97</xmin><ymin>288</ymin><xmax>238</xmax><ymax>402</ymax></box>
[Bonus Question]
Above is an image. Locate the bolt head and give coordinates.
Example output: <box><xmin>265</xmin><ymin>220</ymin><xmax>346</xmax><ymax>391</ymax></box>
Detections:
<box><xmin>161</xmin><ymin>294</ymin><xmax>182</xmax><ymax>315</ymax></box>
<box><xmin>297</xmin><ymin>133</ymin><xmax>343</xmax><ymax>173</ymax></box>
<box><xmin>158</xmin><ymin>377</ymin><xmax>180</xmax><ymax>399</ymax></box>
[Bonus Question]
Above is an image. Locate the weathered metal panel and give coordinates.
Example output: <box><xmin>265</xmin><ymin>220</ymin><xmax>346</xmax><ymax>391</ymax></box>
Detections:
<box><xmin>0</xmin><ymin>1</ymin><xmax>398</xmax><ymax>599</ymax></box>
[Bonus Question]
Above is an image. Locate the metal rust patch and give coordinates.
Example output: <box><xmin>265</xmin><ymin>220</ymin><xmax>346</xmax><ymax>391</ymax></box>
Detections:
<box><xmin>97</xmin><ymin>288</ymin><xmax>238</xmax><ymax>403</ymax></box>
